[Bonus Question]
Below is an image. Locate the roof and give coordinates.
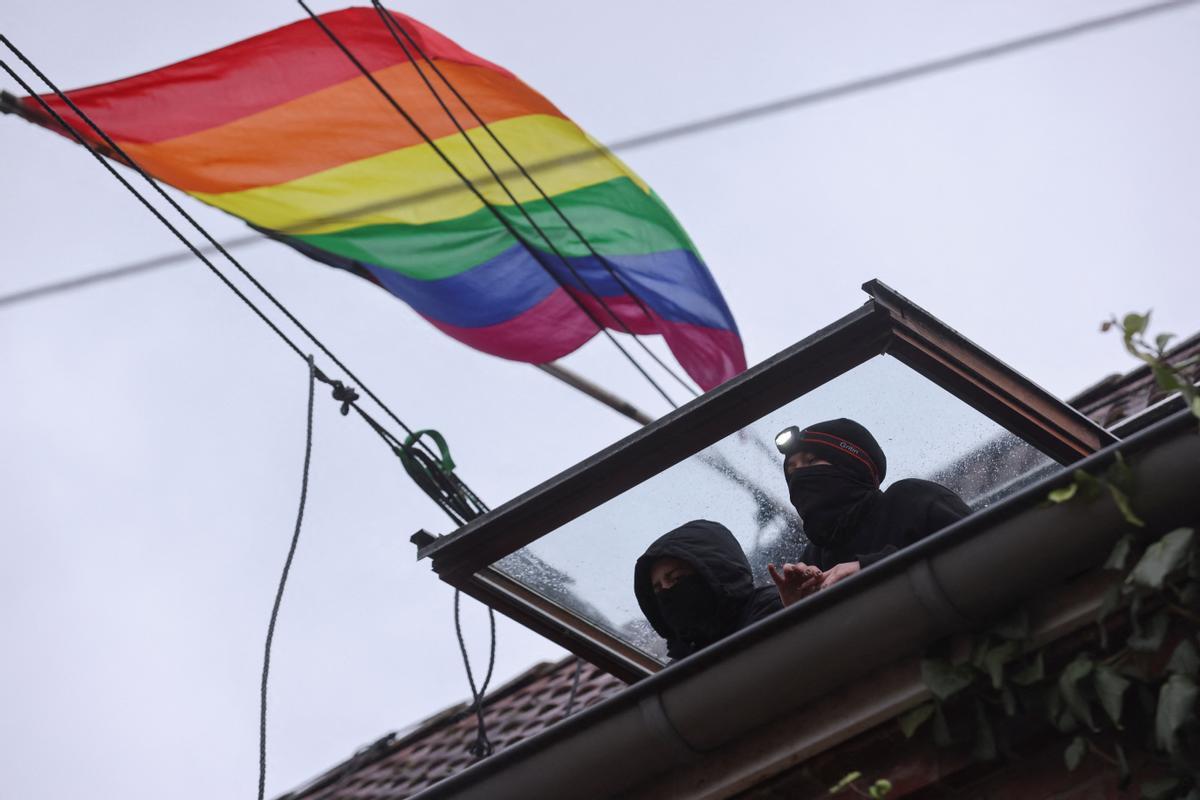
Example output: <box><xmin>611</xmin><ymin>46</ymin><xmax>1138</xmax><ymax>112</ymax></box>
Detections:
<box><xmin>280</xmin><ymin>333</ymin><xmax>1199</xmax><ymax>800</ymax></box>
<box><xmin>279</xmin><ymin>658</ymin><xmax>624</xmax><ymax>800</ymax></box>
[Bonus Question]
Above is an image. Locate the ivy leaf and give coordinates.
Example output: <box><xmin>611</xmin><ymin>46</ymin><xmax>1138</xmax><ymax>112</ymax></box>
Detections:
<box><xmin>990</xmin><ymin>608</ymin><xmax>1030</xmax><ymax>642</ymax></box>
<box><xmin>921</xmin><ymin>658</ymin><xmax>975</xmax><ymax>701</ymax></box>
<box><xmin>1094</xmin><ymin>665</ymin><xmax>1130</xmax><ymax>727</ymax></box>
<box><xmin>1123</xmin><ymin>312</ymin><xmax>1149</xmax><ymax>336</ymax></box>
<box><xmin>1156</xmin><ymin>674</ymin><xmax>1199</xmax><ymax>755</ymax></box>
<box><xmin>1166</xmin><ymin>638</ymin><xmax>1200</xmax><ymax>676</ymax></box>
<box><xmin>1107</xmin><ymin>483</ymin><xmax>1145</xmax><ymax>528</ymax></box>
<box><xmin>1152</xmin><ymin>364</ymin><xmax>1183</xmax><ymax>392</ymax></box>
<box><xmin>1140</xmin><ymin>776</ymin><xmax>1180</xmax><ymax>800</ymax></box>
<box><xmin>933</xmin><ymin>703</ymin><xmax>952</xmax><ymax>747</ymax></box>
<box><xmin>1127</xmin><ymin>611</ymin><xmax>1170</xmax><ymax>653</ymax></box>
<box><xmin>1155</xmin><ymin>332</ymin><xmax>1176</xmax><ymax>353</ymax></box>
<box><xmin>828</xmin><ymin>771</ymin><xmax>861</xmax><ymax>795</ymax></box>
<box><xmin>1058</xmin><ymin>655</ymin><xmax>1097</xmax><ymax>731</ymax></box>
<box><xmin>1001</xmin><ymin>685</ymin><xmax>1017</xmax><ymax>717</ymax></box>
<box><xmin>972</xmin><ymin>699</ymin><xmax>996</xmax><ymax>761</ymax></box>
<box><xmin>1127</xmin><ymin>528</ymin><xmax>1195</xmax><ymax>590</ymax></box>
<box><xmin>898</xmin><ymin>702</ymin><xmax>935</xmax><ymax>738</ymax></box>
<box><xmin>983</xmin><ymin>640</ymin><xmax>1021</xmax><ymax>689</ymax></box>
<box><xmin>1012</xmin><ymin>652</ymin><xmax>1045</xmax><ymax>687</ymax></box>
<box><xmin>1063</xmin><ymin>736</ymin><xmax>1087</xmax><ymax>772</ymax></box>
<box><xmin>1047</xmin><ymin>483</ymin><xmax>1078</xmax><ymax>504</ymax></box>
<box><xmin>868</xmin><ymin>779</ymin><xmax>892</xmax><ymax>799</ymax></box>
<box><xmin>1104</xmin><ymin>535</ymin><xmax>1135</xmax><ymax>571</ymax></box>
<box><xmin>1191</xmin><ymin>395</ymin><xmax>1200</xmax><ymax>419</ymax></box>
<box><xmin>1114</xmin><ymin>742</ymin><xmax>1130</xmax><ymax>788</ymax></box>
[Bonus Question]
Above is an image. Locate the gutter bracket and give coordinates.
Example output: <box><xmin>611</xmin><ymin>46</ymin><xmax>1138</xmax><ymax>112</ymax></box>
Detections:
<box><xmin>637</xmin><ymin>693</ymin><xmax>705</xmax><ymax>765</ymax></box>
<box><xmin>905</xmin><ymin>558</ymin><xmax>975</xmax><ymax>632</ymax></box>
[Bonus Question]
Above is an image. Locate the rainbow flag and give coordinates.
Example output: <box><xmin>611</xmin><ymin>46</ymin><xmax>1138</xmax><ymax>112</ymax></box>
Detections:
<box><xmin>20</xmin><ymin>7</ymin><xmax>746</xmax><ymax>390</ymax></box>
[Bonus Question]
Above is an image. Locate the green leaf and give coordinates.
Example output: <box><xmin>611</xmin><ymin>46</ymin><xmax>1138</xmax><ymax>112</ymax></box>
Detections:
<box><xmin>983</xmin><ymin>640</ymin><xmax>1021</xmax><ymax>689</ymax></box>
<box><xmin>1058</xmin><ymin>655</ymin><xmax>1097</xmax><ymax>731</ymax></box>
<box><xmin>1166</xmin><ymin>638</ymin><xmax>1200</xmax><ymax>676</ymax></box>
<box><xmin>1123</xmin><ymin>312</ymin><xmax>1149</xmax><ymax>336</ymax></box>
<box><xmin>1192</xmin><ymin>395</ymin><xmax>1200</xmax><ymax>420</ymax></box>
<box><xmin>921</xmin><ymin>658</ymin><xmax>976</xmax><ymax>701</ymax></box>
<box><xmin>868</xmin><ymin>779</ymin><xmax>892</xmax><ymax>799</ymax></box>
<box><xmin>1063</xmin><ymin>736</ymin><xmax>1087</xmax><ymax>771</ymax></box>
<box><xmin>1047</xmin><ymin>482</ymin><xmax>1078</xmax><ymax>504</ymax></box>
<box><xmin>1156</xmin><ymin>674</ymin><xmax>1199</xmax><ymax>755</ymax></box>
<box><xmin>1155</xmin><ymin>332</ymin><xmax>1176</xmax><ymax>353</ymax></box>
<box><xmin>1073</xmin><ymin>469</ymin><xmax>1103</xmax><ymax>500</ymax></box>
<box><xmin>1012</xmin><ymin>652</ymin><xmax>1045</xmax><ymax>687</ymax></box>
<box><xmin>1001</xmin><ymin>685</ymin><xmax>1017</xmax><ymax>717</ymax></box>
<box><xmin>971</xmin><ymin>699</ymin><xmax>996</xmax><ymax>761</ymax></box>
<box><xmin>933</xmin><ymin>703</ymin><xmax>952</xmax><ymax>747</ymax></box>
<box><xmin>1094</xmin><ymin>665</ymin><xmax>1130</xmax><ymax>727</ymax></box>
<box><xmin>828</xmin><ymin>771</ymin><xmax>861</xmax><ymax>795</ymax></box>
<box><xmin>1105</xmin><ymin>535</ymin><xmax>1135</xmax><ymax>571</ymax></box>
<box><xmin>898</xmin><ymin>702</ymin><xmax>936</xmax><ymax>738</ymax></box>
<box><xmin>990</xmin><ymin>608</ymin><xmax>1030</xmax><ymax>641</ymax></box>
<box><xmin>1152</xmin><ymin>364</ymin><xmax>1183</xmax><ymax>393</ymax></box>
<box><xmin>1127</xmin><ymin>610</ymin><xmax>1170</xmax><ymax>653</ymax></box>
<box><xmin>1141</xmin><ymin>776</ymin><xmax>1181</xmax><ymax>800</ymax></box>
<box><xmin>1128</xmin><ymin>528</ymin><xmax>1195</xmax><ymax>590</ymax></box>
<box><xmin>1107</xmin><ymin>483</ymin><xmax>1145</xmax><ymax>528</ymax></box>
<box><xmin>1114</xmin><ymin>741</ymin><xmax>1130</xmax><ymax>787</ymax></box>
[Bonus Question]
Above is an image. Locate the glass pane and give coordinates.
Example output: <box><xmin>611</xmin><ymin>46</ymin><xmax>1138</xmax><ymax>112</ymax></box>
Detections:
<box><xmin>495</xmin><ymin>355</ymin><xmax>1057</xmax><ymax>663</ymax></box>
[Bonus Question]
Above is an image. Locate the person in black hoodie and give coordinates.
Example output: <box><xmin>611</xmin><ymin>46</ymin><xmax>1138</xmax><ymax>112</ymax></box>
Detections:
<box><xmin>769</xmin><ymin>418</ymin><xmax>971</xmax><ymax>606</ymax></box>
<box><xmin>635</xmin><ymin>520</ymin><xmax>783</xmax><ymax>659</ymax></box>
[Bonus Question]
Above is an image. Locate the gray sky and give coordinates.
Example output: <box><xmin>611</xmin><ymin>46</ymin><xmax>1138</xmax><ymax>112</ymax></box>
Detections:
<box><xmin>2</xmin><ymin>1</ymin><xmax>1197</xmax><ymax>797</ymax></box>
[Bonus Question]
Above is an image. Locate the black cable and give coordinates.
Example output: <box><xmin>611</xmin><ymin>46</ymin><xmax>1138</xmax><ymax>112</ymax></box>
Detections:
<box><xmin>370</xmin><ymin>2</ymin><xmax>698</xmax><ymax>399</ymax></box>
<box><xmin>0</xmin><ymin>38</ymin><xmax>471</xmax><ymax>484</ymax></box>
<box><xmin>6</xmin><ymin>0</ymin><xmax>1196</xmax><ymax>309</ymax></box>
<box><xmin>453</xmin><ymin>589</ymin><xmax>498</xmax><ymax>759</ymax></box>
<box><xmin>0</xmin><ymin>36</ymin><xmax>439</xmax><ymax>454</ymax></box>
<box><xmin>563</xmin><ymin>657</ymin><xmax>583</xmax><ymax>718</ymax></box>
<box><xmin>259</xmin><ymin>354</ymin><xmax>317</xmax><ymax>800</ymax></box>
<box><xmin>297</xmin><ymin>0</ymin><xmax>680</xmax><ymax>410</ymax></box>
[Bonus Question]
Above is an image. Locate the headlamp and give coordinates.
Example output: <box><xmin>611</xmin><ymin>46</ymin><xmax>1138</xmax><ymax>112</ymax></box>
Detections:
<box><xmin>775</xmin><ymin>425</ymin><xmax>801</xmax><ymax>455</ymax></box>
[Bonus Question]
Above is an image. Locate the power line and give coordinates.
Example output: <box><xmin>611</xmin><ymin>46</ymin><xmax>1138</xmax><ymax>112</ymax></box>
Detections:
<box><xmin>297</xmin><ymin>0</ymin><xmax>680</xmax><ymax>409</ymax></box>
<box><xmin>2</xmin><ymin>0</ymin><xmax>1195</xmax><ymax>310</ymax></box>
<box><xmin>370</xmin><ymin>0</ymin><xmax>699</xmax><ymax>398</ymax></box>
<box><xmin>0</xmin><ymin>38</ymin><xmax>487</xmax><ymax>517</ymax></box>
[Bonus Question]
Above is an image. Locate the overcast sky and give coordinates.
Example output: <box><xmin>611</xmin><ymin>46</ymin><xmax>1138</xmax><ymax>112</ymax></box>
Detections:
<box><xmin>2</xmin><ymin>1</ymin><xmax>1198</xmax><ymax>798</ymax></box>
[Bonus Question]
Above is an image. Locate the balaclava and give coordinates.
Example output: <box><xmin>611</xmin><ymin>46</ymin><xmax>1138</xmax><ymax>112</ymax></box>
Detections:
<box><xmin>634</xmin><ymin>520</ymin><xmax>756</xmax><ymax>658</ymax></box>
<box><xmin>785</xmin><ymin>419</ymin><xmax>887</xmax><ymax>550</ymax></box>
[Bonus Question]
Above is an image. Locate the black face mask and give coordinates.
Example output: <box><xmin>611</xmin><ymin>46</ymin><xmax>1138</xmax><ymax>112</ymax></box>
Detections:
<box><xmin>654</xmin><ymin>573</ymin><xmax>726</xmax><ymax>647</ymax></box>
<box><xmin>787</xmin><ymin>465</ymin><xmax>879</xmax><ymax>549</ymax></box>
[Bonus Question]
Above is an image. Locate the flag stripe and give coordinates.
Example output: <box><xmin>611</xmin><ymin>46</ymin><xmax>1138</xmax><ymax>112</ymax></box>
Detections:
<box><xmin>288</xmin><ymin>178</ymin><xmax>700</xmax><ymax>281</ymax></box>
<box><xmin>188</xmin><ymin>115</ymin><xmax>636</xmax><ymax>233</ymax></box>
<box><xmin>23</xmin><ymin>9</ymin><xmax>513</xmax><ymax>144</ymax></box>
<box><xmin>113</xmin><ymin>60</ymin><xmax>564</xmax><ymax>194</ymax></box>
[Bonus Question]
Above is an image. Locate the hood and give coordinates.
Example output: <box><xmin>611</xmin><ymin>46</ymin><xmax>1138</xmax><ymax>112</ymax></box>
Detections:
<box><xmin>633</xmin><ymin>520</ymin><xmax>756</xmax><ymax>644</ymax></box>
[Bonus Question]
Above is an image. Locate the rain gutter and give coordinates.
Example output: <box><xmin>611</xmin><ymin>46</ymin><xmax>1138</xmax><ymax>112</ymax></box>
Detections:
<box><xmin>412</xmin><ymin>409</ymin><xmax>1200</xmax><ymax>800</ymax></box>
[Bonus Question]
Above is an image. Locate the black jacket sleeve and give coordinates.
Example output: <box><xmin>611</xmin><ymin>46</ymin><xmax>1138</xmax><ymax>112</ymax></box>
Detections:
<box><xmin>855</xmin><ymin>482</ymin><xmax>972</xmax><ymax>568</ymax></box>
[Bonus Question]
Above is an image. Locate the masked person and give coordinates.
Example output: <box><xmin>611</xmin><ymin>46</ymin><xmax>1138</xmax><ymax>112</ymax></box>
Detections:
<box><xmin>769</xmin><ymin>418</ymin><xmax>971</xmax><ymax>606</ymax></box>
<box><xmin>635</xmin><ymin>520</ymin><xmax>783</xmax><ymax>660</ymax></box>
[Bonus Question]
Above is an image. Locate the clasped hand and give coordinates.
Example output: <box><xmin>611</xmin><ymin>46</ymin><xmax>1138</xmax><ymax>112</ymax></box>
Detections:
<box><xmin>767</xmin><ymin>560</ymin><xmax>861</xmax><ymax>606</ymax></box>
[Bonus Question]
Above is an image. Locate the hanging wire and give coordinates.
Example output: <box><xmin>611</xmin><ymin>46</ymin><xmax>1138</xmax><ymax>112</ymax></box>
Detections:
<box><xmin>0</xmin><ymin>38</ymin><xmax>488</xmax><ymax>517</ymax></box>
<box><xmin>258</xmin><ymin>355</ymin><xmax>318</xmax><ymax>800</ymax></box>
<box><xmin>369</xmin><ymin>2</ymin><xmax>699</xmax><ymax>399</ymax></box>
<box><xmin>454</xmin><ymin>589</ymin><xmax>498</xmax><ymax>759</ymax></box>
<box><xmin>5</xmin><ymin>0</ymin><xmax>1197</xmax><ymax>309</ymax></box>
<box><xmin>0</xmin><ymin>36</ymin><xmax>446</xmax><ymax>463</ymax></box>
<box><xmin>563</xmin><ymin>657</ymin><xmax>584</xmax><ymax>719</ymax></box>
<box><xmin>296</xmin><ymin>0</ymin><xmax>680</xmax><ymax>410</ymax></box>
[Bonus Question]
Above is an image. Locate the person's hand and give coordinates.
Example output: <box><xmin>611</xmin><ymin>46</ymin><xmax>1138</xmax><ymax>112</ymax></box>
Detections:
<box><xmin>819</xmin><ymin>561</ymin><xmax>861</xmax><ymax>589</ymax></box>
<box><xmin>768</xmin><ymin>562</ymin><xmax>823</xmax><ymax>606</ymax></box>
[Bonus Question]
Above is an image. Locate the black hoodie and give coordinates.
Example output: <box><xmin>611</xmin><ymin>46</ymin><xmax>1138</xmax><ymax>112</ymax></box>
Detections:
<box><xmin>634</xmin><ymin>520</ymin><xmax>782</xmax><ymax>660</ymax></box>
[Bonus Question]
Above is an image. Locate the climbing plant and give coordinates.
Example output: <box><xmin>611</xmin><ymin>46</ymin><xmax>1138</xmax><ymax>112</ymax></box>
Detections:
<box><xmin>899</xmin><ymin>313</ymin><xmax>1200</xmax><ymax>799</ymax></box>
